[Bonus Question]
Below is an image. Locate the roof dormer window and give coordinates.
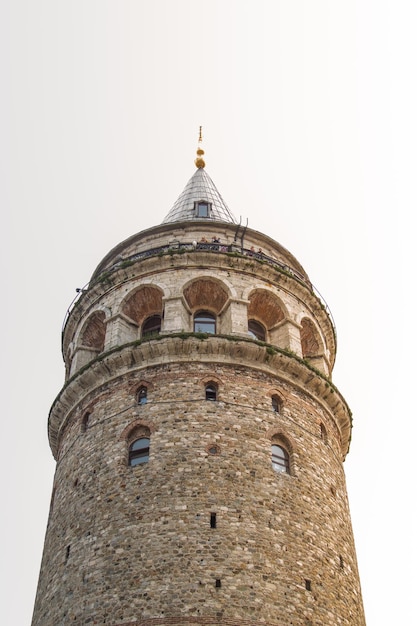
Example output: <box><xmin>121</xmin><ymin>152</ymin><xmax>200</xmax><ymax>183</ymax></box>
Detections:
<box><xmin>195</xmin><ymin>201</ymin><xmax>211</xmax><ymax>218</ymax></box>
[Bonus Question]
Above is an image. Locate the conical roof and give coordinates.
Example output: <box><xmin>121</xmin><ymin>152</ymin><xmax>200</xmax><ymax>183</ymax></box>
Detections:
<box><xmin>162</xmin><ymin>167</ymin><xmax>237</xmax><ymax>224</ymax></box>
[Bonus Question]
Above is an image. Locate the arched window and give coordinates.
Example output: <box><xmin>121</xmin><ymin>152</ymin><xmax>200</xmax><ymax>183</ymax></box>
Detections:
<box><xmin>129</xmin><ymin>437</ymin><xmax>150</xmax><ymax>466</ymax></box>
<box><xmin>142</xmin><ymin>314</ymin><xmax>161</xmax><ymax>338</ymax></box>
<box><xmin>137</xmin><ymin>386</ymin><xmax>148</xmax><ymax>405</ymax></box>
<box><xmin>320</xmin><ymin>422</ymin><xmax>328</xmax><ymax>443</ymax></box>
<box><xmin>248</xmin><ymin>319</ymin><xmax>266</xmax><ymax>341</ymax></box>
<box><xmin>271</xmin><ymin>444</ymin><xmax>290</xmax><ymax>474</ymax></box>
<box><xmin>205</xmin><ymin>383</ymin><xmax>217</xmax><ymax>401</ymax></box>
<box><xmin>194</xmin><ymin>311</ymin><xmax>216</xmax><ymax>334</ymax></box>
<box><xmin>271</xmin><ymin>395</ymin><xmax>282</xmax><ymax>413</ymax></box>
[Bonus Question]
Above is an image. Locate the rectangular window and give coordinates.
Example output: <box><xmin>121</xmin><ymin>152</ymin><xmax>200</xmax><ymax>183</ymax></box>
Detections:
<box><xmin>196</xmin><ymin>201</ymin><xmax>210</xmax><ymax>217</ymax></box>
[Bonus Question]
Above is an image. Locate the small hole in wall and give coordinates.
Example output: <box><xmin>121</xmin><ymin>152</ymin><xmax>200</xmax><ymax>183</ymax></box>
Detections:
<box><xmin>65</xmin><ymin>545</ymin><xmax>71</xmax><ymax>563</ymax></box>
<box><xmin>305</xmin><ymin>579</ymin><xmax>311</xmax><ymax>591</ymax></box>
<box><xmin>210</xmin><ymin>512</ymin><xmax>217</xmax><ymax>528</ymax></box>
<box><xmin>215</xmin><ymin>579</ymin><xmax>221</xmax><ymax>588</ymax></box>
<box><xmin>339</xmin><ymin>555</ymin><xmax>344</xmax><ymax>569</ymax></box>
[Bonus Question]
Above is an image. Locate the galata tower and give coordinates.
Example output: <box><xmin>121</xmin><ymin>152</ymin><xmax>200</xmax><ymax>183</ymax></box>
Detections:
<box><xmin>32</xmin><ymin>134</ymin><xmax>366</xmax><ymax>626</ymax></box>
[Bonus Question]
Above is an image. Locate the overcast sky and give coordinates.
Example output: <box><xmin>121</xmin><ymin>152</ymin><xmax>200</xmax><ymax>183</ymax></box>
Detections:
<box><xmin>2</xmin><ymin>1</ymin><xmax>416</xmax><ymax>624</ymax></box>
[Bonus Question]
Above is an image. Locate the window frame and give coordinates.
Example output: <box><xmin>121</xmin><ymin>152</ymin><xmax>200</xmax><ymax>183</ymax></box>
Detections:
<box><xmin>205</xmin><ymin>383</ymin><xmax>218</xmax><ymax>401</ymax></box>
<box><xmin>142</xmin><ymin>314</ymin><xmax>162</xmax><ymax>338</ymax></box>
<box><xmin>194</xmin><ymin>200</ymin><xmax>211</xmax><ymax>218</ymax></box>
<box><xmin>271</xmin><ymin>395</ymin><xmax>282</xmax><ymax>414</ymax></box>
<box><xmin>128</xmin><ymin>437</ymin><xmax>150</xmax><ymax>467</ymax></box>
<box><xmin>137</xmin><ymin>386</ymin><xmax>148</xmax><ymax>405</ymax></box>
<box><xmin>271</xmin><ymin>443</ymin><xmax>290</xmax><ymax>474</ymax></box>
<box><xmin>194</xmin><ymin>310</ymin><xmax>216</xmax><ymax>334</ymax></box>
<box><xmin>248</xmin><ymin>319</ymin><xmax>266</xmax><ymax>341</ymax></box>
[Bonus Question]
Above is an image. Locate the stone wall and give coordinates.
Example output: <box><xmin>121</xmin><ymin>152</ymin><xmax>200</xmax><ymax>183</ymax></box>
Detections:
<box><xmin>32</xmin><ymin>360</ymin><xmax>365</xmax><ymax>625</ymax></box>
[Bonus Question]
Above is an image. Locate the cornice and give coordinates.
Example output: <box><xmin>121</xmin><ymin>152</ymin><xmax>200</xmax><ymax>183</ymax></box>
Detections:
<box><xmin>49</xmin><ymin>334</ymin><xmax>351</xmax><ymax>460</ymax></box>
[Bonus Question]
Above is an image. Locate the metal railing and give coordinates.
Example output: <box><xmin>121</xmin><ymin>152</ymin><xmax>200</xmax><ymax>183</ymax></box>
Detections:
<box><xmin>62</xmin><ymin>242</ymin><xmax>336</xmax><ymax>338</ymax></box>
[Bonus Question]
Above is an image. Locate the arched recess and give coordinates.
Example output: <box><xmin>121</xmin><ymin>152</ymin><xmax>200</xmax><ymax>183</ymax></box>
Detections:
<box><xmin>120</xmin><ymin>418</ymin><xmax>156</xmax><ymax>443</ymax></box>
<box><xmin>183</xmin><ymin>278</ymin><xmax>229</xmax><ymax>313</ymax></box>
<box><xmin>300</xmin><ymin>317</ymin><xmax>322</xmax><ymax>357</ymax></box>
<box><xmin>69</xmin><ymin>310</ymin><xmax>107</xmax><ymax>376</ymax></box>
<box><xmin>201</xmin><ymin>374</ymin><xmax>222</xmax><ymax>402</ymax></box>
<box><xmin>80</xmin><ymin>311</ymin><xmax>106</xmax><ymax>352</ymax></box>
<box><xmin>269</xmin><ymin>390</ymin><xmax>284</xmax><ymax>414</ymax></box>
<box><xmin>119</xmin><ymin>419</ymin><xmax>156</xmax><ymax>466</ymax></box>
<box><xmin>121</xmin><ymin>285</ymin><xmax>164</xmax><ymax>338</ymax></box>
<box><xmin>247</xmin><ymin>289</ymin><xmax>287</xmax><ymax>346</ymax></box>
<box><xmin>120</xmin><ymin>422</ymin><xmax>153</xmax><ymax>467</ymax></box>
<box><xmin>300</xmin><ymin>317</ymin><xmax>329</xmax><ymax>375</ymax></box>
<box><xmin>183</xmin><ymin>278</ymin><xmax>229</xmax><ymax>333</ymax></box>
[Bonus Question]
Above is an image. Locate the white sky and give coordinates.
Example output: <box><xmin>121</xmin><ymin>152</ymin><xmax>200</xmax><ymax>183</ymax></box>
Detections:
<box><xmin>2</xmin><ymin>1</ymin><xmax>416</xmax><ymax>624</ymax></box>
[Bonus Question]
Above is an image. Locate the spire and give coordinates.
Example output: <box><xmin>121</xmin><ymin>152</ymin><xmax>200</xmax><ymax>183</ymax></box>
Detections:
<box><xmin>194</xmin><ymin>126</ymin><xmax>205</xmax><ymax>169</ymax></box>
<box><xmin>162</xmin><ymin>130</ymin><xmax>237</xmax><ymax>225</ymax></box>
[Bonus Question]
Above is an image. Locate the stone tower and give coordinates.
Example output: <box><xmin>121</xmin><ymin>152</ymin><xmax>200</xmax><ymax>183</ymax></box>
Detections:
<box><xmin>32</xmin><ymin>138</ymin><xmax>366</xmax><ymax>626</ymax></box>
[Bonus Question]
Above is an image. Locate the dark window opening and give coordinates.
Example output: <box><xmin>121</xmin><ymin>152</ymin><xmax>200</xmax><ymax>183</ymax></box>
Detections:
<box><xmin>305</xmin><ymin>579</ymin><xmax>311</xmax><ymax>591</ymax></box>
<box><xmin>195</xmin><ymin>201</ymin><xmax>211</xmax><ymax>218</ymax></box>
<box><xmin>137</xmin><ymin>387</ymin><xmax>147</xmax><ymax>405</ymax></box>
<box><xmin>271</xmin><ymin>395</ymin><xmax>281</xmax><ymax>413</ymax></box>
<box><xmin>205</xmin><ymin>384</ymin><xmax>217</xmax><ymax>401</ymax></box>
<box><xmin>210</xmin><ymin>512</ymin><xmax>217</xmax><ymax>528</ymax></box>
<box><xmin>65</xmin><ymin>545</ymin><xmax>71</xmax><ymax>563</ymax></box>
<box><xmin>248</xmin><ymin>319</ymin><xmax>266</xmax><ymax>341</ymax></box>
<box><xmin>129</xmin><ymin>437</ymin><xmax>150</xmax><ymax>466</ymax></box>
<box><xmin>339</xmin><ymin>555</ymin><xmax>344</xmax><ymax>569</ymax></box>
<box><xmin>194</xmin><ymin>311</ymin><xmax>216</xmax><ymax>334</ymax></box>
<box><xmin>142</xmin><ymin>315</ymin><xmax>161</xmax><ymax>338</ymax></box>
<box><xmin>215</xmin><ymin>579</ymin><xmax>221</xmax><ymax>588</ymax></box>
<box><xmin>272</xmin><ymin>444</ymin><xmax>290</xmax><ymax>474</ymax></box>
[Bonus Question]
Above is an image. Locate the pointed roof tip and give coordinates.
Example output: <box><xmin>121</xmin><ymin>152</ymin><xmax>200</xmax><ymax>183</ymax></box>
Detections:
<box><xmin>162</xmin><ymin>167</ymin><xmax>237</xmax><ymax>225</ymax></box>
<box><xmin>194</xmin><ymin>125</ymin><xmax>206</xmax><ymax>169</ymax></box>
<box><xmin>162</xmin><ymin>129</ymin><xmax>237</xmax><ymax>225</ymax></box>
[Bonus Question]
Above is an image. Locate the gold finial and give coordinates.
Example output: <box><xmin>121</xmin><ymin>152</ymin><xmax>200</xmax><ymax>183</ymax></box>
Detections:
<box><xmin>194</xmin><ymin>125</ymin><xmax>205</xmax><ymax>168</ymax></box>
